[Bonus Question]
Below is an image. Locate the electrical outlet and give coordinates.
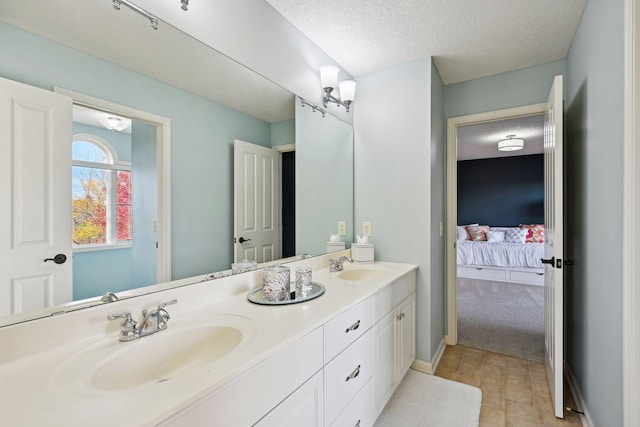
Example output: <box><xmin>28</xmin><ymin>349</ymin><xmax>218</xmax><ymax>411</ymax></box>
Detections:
<box><xmin>363</xmin><ymin>221</ymin><xmax>372</xmax><ymax>237</ymax></box>
<box><xmin>338</xmin><ymin>221</ymin><xmax>346</xmax><ymax>236</ymax></box>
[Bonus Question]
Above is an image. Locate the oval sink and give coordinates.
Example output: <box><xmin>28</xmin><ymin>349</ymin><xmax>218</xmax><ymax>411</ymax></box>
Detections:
<box><xmin>338</xmin><ymin>268</ymin><xmax>387</xmax><ymax>281</ymax></box>
<box><xmin>91</xmin><ymin>325</ymin><xmax>243</xmax><ymax>391</ymax></box>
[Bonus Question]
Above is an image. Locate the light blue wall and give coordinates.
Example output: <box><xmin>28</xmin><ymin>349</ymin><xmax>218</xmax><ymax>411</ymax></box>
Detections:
<box><xmin>354</xmin><ymin>59</ymin><xmax>436</xmax><ymax>361</ymax></box>
<box><xmin>131</xmin><ymin>122</ymin><xmax>158</xmax><ymax>288</ymax></box>
<box><xmin>565</xmin><ymin>0</ymin><xmax>624</xmax><ymax>424</ymax></box>
<box><xmin>296</xmin><ymin>102</ymin><xmax>353</xmax><ymax>255</ymax></box>
<box><xmin>0</xmin><ymin>22</ymin><xmax>272</xmax><ymax>286</ymax></box>
<box><xmin>445</xmin><ymin>60</ymin><xmax>567</xmax><ymax>118</ymax></box>
<box><xmin>430</xmin><ymin>61</ymin><xmax>446</xmax><ymax>355</ymax></box>
<box><xmin>271</xmin><ymin>119</ymin><xmax>295</xmax><ymax>146</ymax></box>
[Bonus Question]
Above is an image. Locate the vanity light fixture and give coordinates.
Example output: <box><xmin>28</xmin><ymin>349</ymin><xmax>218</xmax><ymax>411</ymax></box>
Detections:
<box><xmin>100</xmin><ymin>116</ymin><xmax>131</xmax><ymax>133</ymax></box>
<box><xmin>320</xmin><ymin>65</ymin><xmax>357</xmax><ymax>112</ymax></box>
<box><xmin>497</xmin><ymin>135</ymin><xmax>524</xmax><ymax>151</ymax></box>
<box><xmin>112</xmin><ymin>0</ymin><xmax>188</xmax><ymax>30</ymax></box>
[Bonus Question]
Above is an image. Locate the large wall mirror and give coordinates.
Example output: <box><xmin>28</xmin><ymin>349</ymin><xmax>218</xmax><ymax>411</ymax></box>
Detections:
<box><xmin>0</xmin><ymin>0</ymin><xmax>353</xmax><ymax>326</ymax></box>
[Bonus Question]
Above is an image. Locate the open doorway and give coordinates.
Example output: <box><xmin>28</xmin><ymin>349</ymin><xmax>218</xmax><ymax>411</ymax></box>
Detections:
<box><xmin>446</xmin><ymin>103</ymin><xmax>547</xmax><ymax>362</ymax></box>
<box><xmin>56</xmin><ymin>88</ymin><xmax>172</xmax><ymax>301</ymax></box>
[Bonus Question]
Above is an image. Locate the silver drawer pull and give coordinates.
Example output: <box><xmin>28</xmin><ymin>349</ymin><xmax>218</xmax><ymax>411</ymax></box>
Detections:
<box><xmin>345</xmin><ymin>364</ymin><xmax>361</xmax><ymax>382</ymax></box>
<box><xmin>536</xmin><ymin>273</ymin><xmax>544</xmax><ymax>276</ymax></box>
<box><xmin>475</xmin><ymin>267</ymin><xmax>483</xmax><ymax>270</ymax></box>
<box><xmin>355</xmin><ymin>420</ymin><xmax>361</xmax><ymax>427</ymax></box>
<box><xmin>345</xmin><ymin>320</ymin><xmax>360</xmax><ymax>333</ymax></box>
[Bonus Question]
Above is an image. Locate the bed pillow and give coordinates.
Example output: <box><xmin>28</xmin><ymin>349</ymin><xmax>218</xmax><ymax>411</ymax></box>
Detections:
<box><xmin>457</xmin><ymin>223</ymin><xmax>479</xmax><ymax>241</ymax></box>
<box><xmin>465</xmin><ymin>225</ymin><xmax>490</xmax><ymax>241</ymax></box>
<box><xmin>486</xmin><ymin>231</ymin><xmax>505</xmax><ymax>243</ymax></box>
<box><xmin>520</xmin><ymin>224</ymin><xmax>545</xmax><ymax>243</ymax></box>
<box><xmin>503</xmin><ymin>228</ymin><xmax>528</xmax><ymax>244</ymax></box>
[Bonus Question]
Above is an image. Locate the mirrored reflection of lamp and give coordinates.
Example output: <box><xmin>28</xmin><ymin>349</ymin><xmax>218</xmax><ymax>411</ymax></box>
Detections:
<box><xmin>497</xmin><ymin>135</ymin><xmax>524</xmax><ymax>151</ymax></box>
<box><xmin>320</xmin><ymin>65</ymin><xmax>357</xmax><ymax>112</ymax></box>
<box><xmin>99</xmin><ymin>116</ymin><xmax>130</xmax><ymax>133</ymax></box>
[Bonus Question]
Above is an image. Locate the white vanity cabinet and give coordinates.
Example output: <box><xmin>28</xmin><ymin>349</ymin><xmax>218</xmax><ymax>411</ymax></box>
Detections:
<box><xmin>372</xmin><ymin>272</ymin><xmax>416</xmax><ymax>418</ymax></box>
<box><xmin>255</xmin><ymin>370</ymin><xmax>324</xmax><ymax>427</ymax></box>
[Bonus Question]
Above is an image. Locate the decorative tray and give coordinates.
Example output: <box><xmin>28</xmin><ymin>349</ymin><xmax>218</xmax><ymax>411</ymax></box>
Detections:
<box><xmin>247</xmin><ymin>282</ymin><xmax>325</xmax><ymax>306</ymax></box>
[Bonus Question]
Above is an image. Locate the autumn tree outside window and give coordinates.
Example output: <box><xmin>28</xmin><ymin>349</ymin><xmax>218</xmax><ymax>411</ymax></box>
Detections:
<box><xmin>72</xmin><ymin>134</ymin><xmax>132</xmax><ymax>249</ymax></box>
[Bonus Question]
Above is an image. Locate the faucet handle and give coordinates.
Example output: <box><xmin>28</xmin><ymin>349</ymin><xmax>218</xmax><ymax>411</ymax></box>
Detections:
<box><xmin>107</xmin><ymin>312</ymin><xmax>136</xmax><ymax>328</ymax></box>
<box><xmin>158</xmin><ymin>299</ymin><xmax>178</xmax><ymax>310</ymax></box>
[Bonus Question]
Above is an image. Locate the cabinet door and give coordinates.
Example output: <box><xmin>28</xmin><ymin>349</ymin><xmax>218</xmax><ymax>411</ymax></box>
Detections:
<box><xmin>398</xmin><ymin>293</ymin><xmax>416</xmax><ymax>378</ymax></box>
<box><xmin>255</xmin><ymin>370</ymin><xmax>324</xmax><ymax>427</ymax></box>
<box><xmin>373</xmin><ymin>310</ymin><xmax>397</xmax><ymax>416</ymax></box>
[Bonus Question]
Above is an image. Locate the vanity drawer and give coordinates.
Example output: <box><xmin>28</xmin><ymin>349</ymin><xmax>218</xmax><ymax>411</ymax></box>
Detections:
<box><xmin>325</xmin><ymin>330</ymin><xmax>373</xmax><ymax>425</ymax></box>
<box><xmin>330</xmin><ymin>377</ymin><xmax>374</xmax><ymax>427</ymax></box>
<box><xmin>325</xmin><ymin>296</ymin><xmax>373</xmax><ymax>362</ymax></box>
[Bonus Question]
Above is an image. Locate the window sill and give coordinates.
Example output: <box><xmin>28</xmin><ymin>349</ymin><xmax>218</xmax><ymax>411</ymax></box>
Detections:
<box><xmin>73</xmin><ymin>242</ymin><xmax>132</xmax><ymax>253</ymax></box>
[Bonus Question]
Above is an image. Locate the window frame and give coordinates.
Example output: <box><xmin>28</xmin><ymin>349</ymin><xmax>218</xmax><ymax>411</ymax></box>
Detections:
<box><xmin>72</xmin><ymin>133</ymin><xmax>132</xmax><ymax>252</ymax></box>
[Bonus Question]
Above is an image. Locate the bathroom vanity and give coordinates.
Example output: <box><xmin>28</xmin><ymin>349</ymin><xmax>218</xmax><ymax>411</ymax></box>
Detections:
<box><xmin>0</xmin><ymin>252</ymin><xmax>416</xmax><ymax>426</ymax></box>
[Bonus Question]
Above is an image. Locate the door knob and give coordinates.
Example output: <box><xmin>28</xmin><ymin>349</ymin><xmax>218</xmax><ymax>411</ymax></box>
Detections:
<box><xmin>238</xmin><ymin>237</ymin><xmax>252</xmax><ymax>243</ymax></box>
<box><xmin>44</xmin><ymin>254</ymin><xmax>67</xmax><ymax>264</ymax></box>
<box><xmin>541</xmin><ymin>257</ymin><xmax>555</xmax><ymax>266</ymax></box>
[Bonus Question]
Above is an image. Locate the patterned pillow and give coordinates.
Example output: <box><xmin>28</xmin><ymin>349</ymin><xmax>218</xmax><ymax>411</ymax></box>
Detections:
<box><xmin>504</xmin><ymin>228</ymin><xmax>528</xmax><ymax>244</ymax></box>
<box><xmin>465</xmin><ymin>225</ymin><xmax>490</xmax><ymax>241</ymax></box>
<box><xmin>520</xmin><ymin>224</ymin><xmax>545</xmax><ymax>243</ymax></box>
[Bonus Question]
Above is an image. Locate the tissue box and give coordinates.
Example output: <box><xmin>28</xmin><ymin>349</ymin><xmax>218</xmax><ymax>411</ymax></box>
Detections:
<box><xmin>352</xmin><ymin>243</ymin><xmax>374</xmax><ymax>262</ymax></box>
<box><xmin>326</xmin><ymin>242</ymin><xmax>346</xmax><ymax>253</ymax></box>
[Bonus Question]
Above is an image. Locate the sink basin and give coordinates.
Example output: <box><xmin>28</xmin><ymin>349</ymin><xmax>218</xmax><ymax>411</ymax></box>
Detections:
<box><xmin>337</xmin><ymin>266</ymin><xmax>389</xmax><ymax>281</ymax></box>
<box><xmin>52</xmin><ymin>314</ymin><xmax>255</xmax><ymax>395</ymax></box>
<box><xmin>92</xmin><ymin>325</ymin><xmax>243</xmax><ymax>391</ymax></box>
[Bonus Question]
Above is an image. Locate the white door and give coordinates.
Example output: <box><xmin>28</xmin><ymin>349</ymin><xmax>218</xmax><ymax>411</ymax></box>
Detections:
<box><xmin>542</xmin><ymin>74</ymin><xmax>564</xmax><ymax>418</ymax></box>
<box><xmin>0</xmin><ymin>77</ymin><xmax>73</xmax><ymax>316</ymax></box>
<box><xmin>233</xmin><ymin>139</ymin><xmax>280</xmax><ymax>263</ymax></box>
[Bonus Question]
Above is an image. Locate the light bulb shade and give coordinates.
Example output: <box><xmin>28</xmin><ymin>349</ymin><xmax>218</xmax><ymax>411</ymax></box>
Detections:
<box><xmin>320</xmin><ymin>65</ymin><xmax>339</xmax><ymax>90</ymax></box>
<box><xmin>99</xmin><ymin>115</ymin><xmax>130</xmax><ymax>132</ymax></box>
<box><xmin>338</xmin><ymin>80</ymin><xmax>356</xmax><ymax>102</ymax></box>
<box><xmin>497</xmin><ymin>137</ymin><xmax>524</xmax><ymax>151</ymax></box>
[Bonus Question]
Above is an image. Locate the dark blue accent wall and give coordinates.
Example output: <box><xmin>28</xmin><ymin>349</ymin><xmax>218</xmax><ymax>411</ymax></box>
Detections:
<box><xmin>457</xmin><ymin>154</ymin><xmax>544</xmax><ymax>226</ymax></box>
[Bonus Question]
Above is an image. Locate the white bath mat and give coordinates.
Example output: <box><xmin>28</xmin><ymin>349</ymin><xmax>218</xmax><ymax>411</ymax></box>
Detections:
<box><xmin>374</xmin><ymin>369</ymin><xmax>481</xmax><ymax>427</ymax></box>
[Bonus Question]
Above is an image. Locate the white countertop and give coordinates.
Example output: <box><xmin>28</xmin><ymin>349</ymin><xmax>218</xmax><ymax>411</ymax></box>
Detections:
<box><xmin>0</xmin><ymin>254</ymin><xmax>416</xmax><ymax>427</ymax></box>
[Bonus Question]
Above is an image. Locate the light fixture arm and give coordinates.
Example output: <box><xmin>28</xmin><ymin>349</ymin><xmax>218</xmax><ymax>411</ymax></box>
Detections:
<box><xmin>322</xmin><ymin>87</ymin><xmax>353</xmax><ymax>112</ymax></box>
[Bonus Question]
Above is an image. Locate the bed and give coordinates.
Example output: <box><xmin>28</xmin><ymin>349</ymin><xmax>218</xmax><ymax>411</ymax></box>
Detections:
<box><xmin>456</xmin><ymin>225</ymin><xmax>545</xmax><ymax>286</ymax></box>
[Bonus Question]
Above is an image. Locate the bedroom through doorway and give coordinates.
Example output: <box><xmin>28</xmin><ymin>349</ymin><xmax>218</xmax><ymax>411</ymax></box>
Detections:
<box><xmin>447</xmin><ymin>105</ymin><xmax>547</xmax><ymax>362</ymax></box>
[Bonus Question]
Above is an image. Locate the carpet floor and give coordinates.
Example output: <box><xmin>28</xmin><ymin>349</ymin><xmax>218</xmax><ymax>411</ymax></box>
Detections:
<box><xmin>457</xmin><ymin>277</ymin><xmax>545</xmax><ymax>362</ymax></box>
<box><xmin>374</xmin><ymin>369</ymin><xmax>482</xmax><ymax>427</ymax></box>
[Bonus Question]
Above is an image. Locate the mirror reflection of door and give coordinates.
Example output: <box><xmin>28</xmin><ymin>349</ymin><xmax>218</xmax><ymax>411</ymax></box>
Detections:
<box><xmin>72</xmin><ymin>105</ymin><xmax>159</xmax><ymax>299</ymax></box>
<box><xmin>233</xmin><ymin>139</ymin><xmax>282</xmax><ymax>263</ymax></box>
<box><xmin>0</xmin><ymin>77</ymin><xmax>73</xmax><ymax>316</ymax></box>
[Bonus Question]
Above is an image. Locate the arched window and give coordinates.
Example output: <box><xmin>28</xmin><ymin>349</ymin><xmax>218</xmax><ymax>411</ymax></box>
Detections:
<box><xmin>72</xmin><ymin>134</ymin><xmax>132</xmax><ymax>248</ymax></box>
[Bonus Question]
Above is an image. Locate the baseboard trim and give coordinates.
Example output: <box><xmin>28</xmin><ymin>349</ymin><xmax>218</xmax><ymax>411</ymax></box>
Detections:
<box><xmin>565</xmin><ymin>364</ymin><xmax>593</xmax><ymax>427</ymax></box>
<box><xmin>412</xmin><ymin>337</ymin><xmax>447</xmax><ymax>374</ymax></box>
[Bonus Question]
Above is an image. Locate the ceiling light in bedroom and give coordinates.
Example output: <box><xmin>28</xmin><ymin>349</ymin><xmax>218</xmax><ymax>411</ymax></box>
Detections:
<box><xmin>497</xmin><ymin>135</ymin><xmax>524</xmax><ymax>151</ymax></box>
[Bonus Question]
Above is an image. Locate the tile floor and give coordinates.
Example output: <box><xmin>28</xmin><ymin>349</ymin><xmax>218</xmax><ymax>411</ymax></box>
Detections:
<box><xmin>434</xmin><ymin>345</ymin><xmax>583</xmax><ymax>427</ymax></box>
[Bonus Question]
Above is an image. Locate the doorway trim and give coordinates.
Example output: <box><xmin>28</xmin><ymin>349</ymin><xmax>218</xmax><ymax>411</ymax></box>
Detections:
<box><xmin>445</xmin><ymin>102</ymin><xmax>547</xmax><ymax>345</ymax></box>
<box><xmin>54</xmin><ymin>87</ymin><xmax>172</xmax><ymax>283</ymax></box>
<box><xmin>623</xmin><ymin>0</ymin><xmax>639</xmax><ymax>424</ymax></box>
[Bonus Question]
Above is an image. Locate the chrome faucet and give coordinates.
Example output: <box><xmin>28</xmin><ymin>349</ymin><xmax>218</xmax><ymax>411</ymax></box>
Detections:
<box><xmin>330</xmin><ymin>256</ymin><xmax>354</xmax><ymax>272</ymax></box>
<box><xmin>108</xmin><ymin>299</ymin><xmax>178</xmax><ymax>342</ymax></box>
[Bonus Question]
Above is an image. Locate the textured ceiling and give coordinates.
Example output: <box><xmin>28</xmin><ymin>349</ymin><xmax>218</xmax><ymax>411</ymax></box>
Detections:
<box><xmin>265</xmin><ymin>0</ymin><xmax>586</xmax><ymax>84</ymax></box>
<box><xmin>457</xmin><ymin>114</ymin><xmax>545</xmax><ymax>161</ymax></box>
<box><xmin>0</xmin><ymin>0</ymin><xmax>295</xmax><ymax>123</ymax></box>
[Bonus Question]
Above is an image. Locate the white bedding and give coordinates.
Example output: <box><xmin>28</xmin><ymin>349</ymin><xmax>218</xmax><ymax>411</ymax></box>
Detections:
<box><xmin>456</xmin><ymin>240</ymin><xmax>544</xmax><ymax>268</ymax></box>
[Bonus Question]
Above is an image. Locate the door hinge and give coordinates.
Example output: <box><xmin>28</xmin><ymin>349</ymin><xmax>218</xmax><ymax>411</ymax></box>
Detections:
<box><xmin>156</xmin><ymin>242</ymin><xmax>158</xmax><ymax>249</ymax></box>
